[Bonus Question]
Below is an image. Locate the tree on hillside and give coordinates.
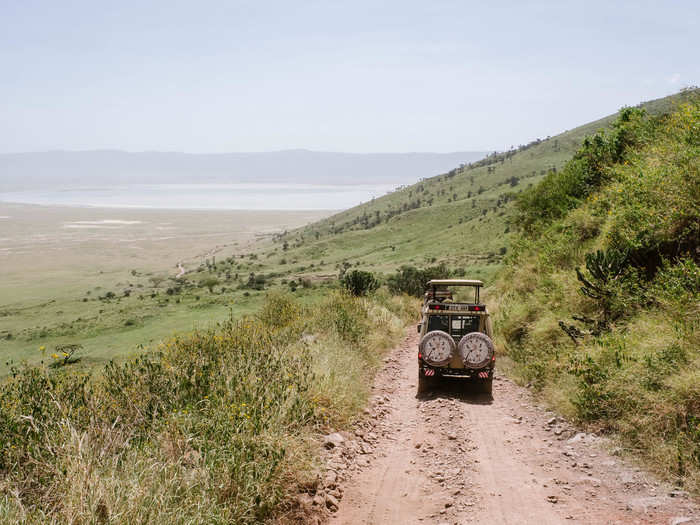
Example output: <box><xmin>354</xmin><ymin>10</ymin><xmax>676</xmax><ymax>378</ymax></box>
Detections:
<box><xmin>199</xmin><ymin>277</ymin><xmax>220</xmax><ymax>293</ymax></box>
<box><xmin>341</xmin><ymin>270</ymin><xmax>379</xmax><ymax>296</ymax></box>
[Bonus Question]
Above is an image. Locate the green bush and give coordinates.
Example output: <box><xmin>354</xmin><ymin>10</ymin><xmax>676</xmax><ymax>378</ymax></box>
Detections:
<box><xmin>321</xmin><ymin>291</ymin><xmax>370</xmax><ymax>344</ymax></box>
<box><xmin>387</xmin><ymin>263</ymin><xmax>451</xmax><ymax>297</ymax></box>
<box><xmin>516</xmin><ymin>107</ymin><xmax>650</xmax><ymax>234</ymax></box>
<box><xmin>199</xmin><ymin>277</ymin><xmax>220</xmax><ymax>293</ymax></box>
<box><xmin>340</xmin><ymin>270</ymin><xmax>379</xmax><ymax>296</ymax></box>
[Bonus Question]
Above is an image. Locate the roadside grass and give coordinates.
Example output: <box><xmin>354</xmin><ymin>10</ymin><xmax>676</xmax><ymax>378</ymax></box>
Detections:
<box><xmin>0</xmin><ymin>290</ymin><xmax>417</xmax><ymax>523</ymax></box>
<box><xmin>494</xmin><ymin>94</ymin><xmax>700</xmax><ymax>491</ymax></box>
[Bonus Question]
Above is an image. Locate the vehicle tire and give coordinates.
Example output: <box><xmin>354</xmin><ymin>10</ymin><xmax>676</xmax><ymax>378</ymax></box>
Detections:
<box><xmin>473</xmin><ymin>377</ymin><xmax>493</xmax><ymax>395</ymax></box>
<box><xmin>457</xmin><ymin>332</ymin><xmax>495</xmax><ymax>369</ymax></box>
<box><xmin>417</xmin><ymin>369</ymin><xmax>432</xmax><ymax>394</ymax></box>
<box><xmin>419</xmin><ymin>330</ymin><xmax>456</xmax><ymax>367</ymax></box>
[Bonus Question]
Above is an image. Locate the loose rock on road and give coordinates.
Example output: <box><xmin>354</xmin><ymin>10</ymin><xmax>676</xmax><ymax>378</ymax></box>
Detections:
<box><xmin>307</xmin><ymin>331</ymin><xmax>699</xmax><ymax>525</ymax></box>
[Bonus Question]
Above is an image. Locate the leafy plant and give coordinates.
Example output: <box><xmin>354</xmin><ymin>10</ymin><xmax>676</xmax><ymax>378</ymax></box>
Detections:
<box><xmin>575</xmin><ymin>248</ymin><xmax>629</xmax><ymax>321</ymax></box>
<box><xmin>340</xmin><ymin>270</ymin><xmax>379</xmax><ymax>296</ymax></box>
<box><xmin>199</xmin><ymin>277</ymin><xmax>220</xmax><ymax>293</ymax></box>
<box><xmin>387</xmin><ymin>263</ymin><xmax>452</xmax><ymax>297</ymax></box>
<box><xmin>49</xmin><ymin>343</ymin><xmax>82</xmax><ymax>368</ymax></box>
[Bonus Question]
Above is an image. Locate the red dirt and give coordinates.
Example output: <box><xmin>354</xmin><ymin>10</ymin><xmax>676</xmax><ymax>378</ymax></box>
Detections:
<box><xmin>313</xmin><ymin>331</ymin><xmax>699</xmax><ymax>525</ymax></box>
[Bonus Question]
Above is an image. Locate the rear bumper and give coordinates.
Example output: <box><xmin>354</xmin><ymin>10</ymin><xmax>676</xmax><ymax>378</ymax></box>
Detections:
<box><xmin>419</xmin><ymin>362</ymin><xmax>493</xmax><ymax>380</ymax></box>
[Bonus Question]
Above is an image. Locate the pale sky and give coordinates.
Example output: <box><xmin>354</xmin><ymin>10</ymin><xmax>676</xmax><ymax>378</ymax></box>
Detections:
<box><xmin>1</xmin><ymin>0</ymin><xmax>698</xmax><ymax>154</ymax></box>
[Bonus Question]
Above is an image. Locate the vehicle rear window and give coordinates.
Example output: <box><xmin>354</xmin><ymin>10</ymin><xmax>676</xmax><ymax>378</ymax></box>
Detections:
<box><xmin>427</xmin><ymin>315</ymin><xmax>480</xmax><ymax>337</ymax></box>
<box><xmin>427</xmin><ymin>315</ymin><xmax>449</xmax><ymax>332</ymax></box>
<box><xmin>449</xmin><ymin>315</ymin><xmax>480</xmax><ymax>338</ymax></box>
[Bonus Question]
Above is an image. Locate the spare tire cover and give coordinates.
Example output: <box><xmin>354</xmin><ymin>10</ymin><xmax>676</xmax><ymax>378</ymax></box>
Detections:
<box><xmin>419</xmin><ymin>330</ymin><xmax>455</xmax><ymax>366</ymax></box>
<box><xmin>458</xmin><ymin>332</ymin><xmax>495</xmax><ymax>369</ymax></box>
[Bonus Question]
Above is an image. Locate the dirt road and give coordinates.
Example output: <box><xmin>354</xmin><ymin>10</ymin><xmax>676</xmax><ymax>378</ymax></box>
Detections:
<box><xmin>314</xmin><ymin>331</ymin><xmax>699</xmax><ymax>525</ymax></box>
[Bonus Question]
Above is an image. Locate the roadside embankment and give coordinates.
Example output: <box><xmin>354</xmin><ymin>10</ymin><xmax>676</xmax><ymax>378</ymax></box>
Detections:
<box><xmin>0</xmin><ymin>290</ymin><xmax>416</xmax><ymax>524</ymax></box>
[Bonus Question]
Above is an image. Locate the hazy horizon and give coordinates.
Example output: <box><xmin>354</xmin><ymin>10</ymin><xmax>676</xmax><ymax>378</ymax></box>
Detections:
<box><xmin>0</xmin><ymin>149</ymin><xmax>488</xmax><ymax>192</ymax></box>
<box><xmin>3</xmin><ymin>147</ymin><xmax>484</xmax><ymax>156</ymax></box>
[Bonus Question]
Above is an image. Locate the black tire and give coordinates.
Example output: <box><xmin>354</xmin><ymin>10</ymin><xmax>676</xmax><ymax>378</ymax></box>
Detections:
<box><xmin>417</xmin><ymin>369</ymin><xmax>432</xmax><ymax>394</ymax></box>
<box><xmin>473</xmin><ymin>377</ymin><xmax>493</xmax><ymax>395</ymax></box>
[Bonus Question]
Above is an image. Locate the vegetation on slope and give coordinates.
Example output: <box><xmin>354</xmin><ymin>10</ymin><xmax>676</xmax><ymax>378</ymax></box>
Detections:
<box><xmin>494</xmin><ymin>90</ymin><xmax>700</xmax><ymax>490</ymax></box>
<box><xmin>0</xmin><ymin>291</ymin><xmax>415</xmax><ymax>523</ymax></box>
<box><xmin>266</xmin><ymin>92</ymin><xmax>694</xmax><ymax>286</ymax></box>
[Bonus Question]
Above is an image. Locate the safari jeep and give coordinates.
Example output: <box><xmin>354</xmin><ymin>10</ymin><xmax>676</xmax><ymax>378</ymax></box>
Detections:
<box><xmin>417</xmin><ymin>279</ymin><xmax>495</xmax><ymax>394</ymax></box>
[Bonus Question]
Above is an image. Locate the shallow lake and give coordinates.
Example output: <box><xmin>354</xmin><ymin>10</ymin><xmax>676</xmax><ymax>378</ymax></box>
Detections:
<box><xmin>0</xmin><ymin>183</ymin><xmax>397</xmax><ymax>210</ymax></box>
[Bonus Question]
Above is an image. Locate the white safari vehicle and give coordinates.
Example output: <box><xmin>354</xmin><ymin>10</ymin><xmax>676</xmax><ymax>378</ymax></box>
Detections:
<box><xmin>417</xmin><ymin>279</ymin><xmax>495</xmax><ymax>394</ymax></box>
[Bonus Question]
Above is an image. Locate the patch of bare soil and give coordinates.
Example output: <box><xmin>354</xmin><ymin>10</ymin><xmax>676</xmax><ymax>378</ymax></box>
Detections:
<box><xmin>296</xmin><ymin>330</ymin><xmax>700</xmax><ymax>525</ymax></box>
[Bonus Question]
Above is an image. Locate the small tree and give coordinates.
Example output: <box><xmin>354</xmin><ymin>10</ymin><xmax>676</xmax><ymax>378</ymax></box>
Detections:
<box><xmin>341</xmin><ymin>270</ymin><xmax>379</xmax><ymax>296</ymax></box>
<box><xmin>387</xmin><ymin>263</ymin><xmax>452</xmax><ymax>297</ymax></box>
<box><xmin>199</xmin><ymin>277</ymin><xmax>220</xmax><ymax>293</ymax></box>
<box><xmin>149</xmin><ymin>276</ymin><xmax>165</xmax><ymax>288</ymax></box>
<box><xmin>49</xmin><ymin>343</ymin><xmax>82</xmax><ymax>368</ymax></box>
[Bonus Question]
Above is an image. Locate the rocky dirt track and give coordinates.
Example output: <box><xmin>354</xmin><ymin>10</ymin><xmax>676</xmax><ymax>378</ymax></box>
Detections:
<box><xmin>303</xmin><ymin>331</ymin><xmax>700</xmax><ymax>525</ymax></box>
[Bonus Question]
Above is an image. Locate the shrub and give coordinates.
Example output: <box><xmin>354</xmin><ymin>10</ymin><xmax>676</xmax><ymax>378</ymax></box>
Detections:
<box><xmin>321</xmin><ymin>291</ymin><xmax>370</xmax><ymax>344</ymax></box>
<box><xmin>516</xmin><ymin>106</ymin><xmax>650</xmax><ymax>234</ymax></box>
<box><xmin>244</xmin><ymin>273</ymin><xmax>266</xmax><ymax>290</ymax></box>
<box><xmin>575</xmin><ymin>248</ymin><xmax>629</xmax><ymax>322</ymax></box>
<box><xmin>49</xmin><ymin>343</ymin><xmax>82</xmax><ymax>367</ymax></box>
<box><xmin>387</xmin><ymin>263</ymin><xmax>451</xmax><ymax>297</ymax></box>
<box><xmin>199</xmin><ymin>277</ymin><xmax>220</xmax><ymax>293</ymax></box>
<box><xmin>258</xmin><ymin>291</ymin><xmax>300</xmax><ymax>327</ymax></box>
<box><xmin>340</xmin><ymin>270</ymin><xmax>379</xmax><ymax>296</ymax></box>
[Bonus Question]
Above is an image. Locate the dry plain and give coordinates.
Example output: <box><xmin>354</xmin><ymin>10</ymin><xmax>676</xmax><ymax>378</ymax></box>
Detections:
<box><xmin>0</xmin><ymin>202</ymin><xmax>330</xmax><ymax>373</ymax></box>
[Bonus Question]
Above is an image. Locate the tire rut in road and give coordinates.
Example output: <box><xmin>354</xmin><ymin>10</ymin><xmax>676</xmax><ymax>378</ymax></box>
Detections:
<box><xmin>324</xmin><ymin>330</ymin><xmax>700</xmax><ymax>525</ymax></box>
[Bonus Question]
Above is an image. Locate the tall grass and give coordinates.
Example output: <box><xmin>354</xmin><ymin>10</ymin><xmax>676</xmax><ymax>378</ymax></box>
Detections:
<box><xmin>0</xmin><ymin>290</ymin><xmax>415</xmax><ymax>523</ymax></box>
<box><xmin>495</xmin><ymin>96</ymin><xmax>700</xmax><ymax>491</ymax></box>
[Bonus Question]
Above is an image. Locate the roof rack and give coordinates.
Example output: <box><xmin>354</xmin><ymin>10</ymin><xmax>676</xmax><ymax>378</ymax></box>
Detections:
<box><xmin>425</xmin><ymin>279</ymin><xmax>484</xmax><ymax>304</ymax></box>
<box><xmin>426</xmin><ymin>279</ymin><xmax>483</xmax><ymax>287</ymax></box>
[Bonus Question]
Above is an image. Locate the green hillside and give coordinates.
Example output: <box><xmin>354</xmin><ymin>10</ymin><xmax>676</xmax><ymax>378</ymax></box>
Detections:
<box><xmin>494</xmin><ymin>88</ymin><xmax>699</xmax><ymax>490</ymax></box>
<box><xmin>266</xmin><ymin>91</ymin><xmax>693</xmax><ymax>283</ymax></box>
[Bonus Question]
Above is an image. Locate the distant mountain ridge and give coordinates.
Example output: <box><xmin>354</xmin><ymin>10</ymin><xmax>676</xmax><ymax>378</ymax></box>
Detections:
<box><xmin>0</xmin><ymin>150</ymin><xmax>488</xmax><ymax>191</ymax></box>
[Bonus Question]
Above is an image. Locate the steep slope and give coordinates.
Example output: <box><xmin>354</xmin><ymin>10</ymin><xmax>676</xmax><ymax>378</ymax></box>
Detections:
<box><xmin>494</xmin><ymin>89</ymin><xmax>699</xmax><ymax>491</ymax></box>
<box><xmin>269</xmin><ymin>91</ymin><xmax>694</xmax><ymax>282</ymax></box>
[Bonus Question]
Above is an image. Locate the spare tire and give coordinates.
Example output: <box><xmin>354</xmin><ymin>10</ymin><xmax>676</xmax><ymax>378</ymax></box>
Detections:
<box><xmin>419</xmin><ymin>330</ymin><xmax>455</xmax><ymax>367</ymax></box>
<box><xmin>458</xmin><ymin>332</ymin><xmax>495</xmax><ymax>369</ymax></box>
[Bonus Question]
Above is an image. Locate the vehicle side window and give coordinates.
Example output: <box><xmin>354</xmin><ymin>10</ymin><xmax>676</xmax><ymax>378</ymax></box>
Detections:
<box><xmin>427</xmin><ymin>315</ymin><xmax>449</xmax><ymax>332</ymax></box>
<box><xmin>449</xmin><ymin>316</ymin><xmax>480</xmax><ymax>338</ymax></box>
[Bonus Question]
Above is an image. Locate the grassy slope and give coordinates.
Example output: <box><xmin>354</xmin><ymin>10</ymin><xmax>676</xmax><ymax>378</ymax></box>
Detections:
<box><xmin>263</xmin><ymin>92</ymin><xmax>688</xmax><ymax>283</ymax></box>
<box><xmin>493</xmin><ymin>90</ymin><xmax>700</xmax><ymax>490</ymax></box>
<box><xmin>0</xmin><ymin>290</ymin><xmax>417</xmax><ymax>524</ymax></box>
